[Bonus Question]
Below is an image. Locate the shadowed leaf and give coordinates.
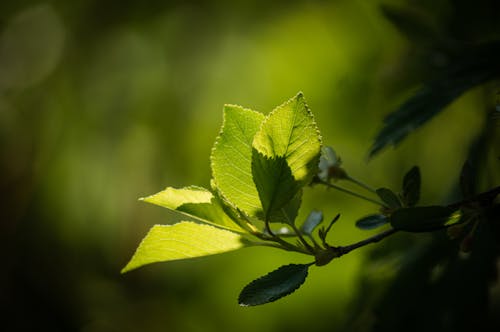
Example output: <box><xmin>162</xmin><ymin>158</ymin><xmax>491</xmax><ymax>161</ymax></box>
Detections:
<box><xmin>380</xmin><ymin>4</ymin><xmax>443</xmax><ymax>46</ymax></box>
<box><xmin>376</xmin><ymin>188</ymin><xmax>402</xmax><ymax>209</ymax></box>
<box><xmin>369</xmin><ymin>41</ymin><xmax>500</xmax><ymax>157</ymax></box>
<box><xmin>402</xmin><ymin>166</ymin><xmax>421</xmax><ymax>207</ymax></box>
<box><xmin>390</xmin><ymin>206</ymin><xmax>462</xmax><ymax>232</ymax></box>
<box><xmin>356</xmin><ymin>214</ymin><xmax>389</xmax><ymax>230</ymax></box>
<box><xmin>238</xmin><ymin>264</ymin><xmax>310</xmax><ymax>306</ymax></box>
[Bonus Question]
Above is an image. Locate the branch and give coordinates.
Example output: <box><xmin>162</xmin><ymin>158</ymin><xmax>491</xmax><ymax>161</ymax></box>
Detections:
<box><xmin>337</xmin><ymin>228</ymin><xmax>398</xmax><ymax>256</ymax></box>
<box><xmin>447</xmin><ymin>185</ymin><xmax>500</xmax><ymax>210</ymax></box>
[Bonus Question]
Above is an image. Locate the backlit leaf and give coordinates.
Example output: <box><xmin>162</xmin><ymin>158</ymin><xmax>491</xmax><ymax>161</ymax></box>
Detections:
<box><xmin>140</xmin><ymin>186</ymin><xmax>242</xmax><ymax>232</ymax></box>
<box><xmin>211</xmin><ymin>104</ymin><xmax>265</xmax><ymax>217</ymax></box>
<box><xmin>121</xmin><ymin>222</ymin><xmax>248</xmax><ymax>273</ymax></box>
<box><xmin>238</xmin><ymin>264</ymin><xmax>310</xmax><ymax>306</ymax></box>
<box><xmin>252</xmin><ymin>93</ymin><xmax>321</xmax><ymax>222</ymax></box>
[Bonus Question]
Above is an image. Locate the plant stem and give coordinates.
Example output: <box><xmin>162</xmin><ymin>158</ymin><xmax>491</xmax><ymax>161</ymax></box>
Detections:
<box><xmin>320</xmin><ymin>180</ymin><xmax>386</xmax><ymax>207</ymax></box>
<box><xmin>289</xmin><ymin>223</ymin><xmax>315</xmax><ymax>253</ymax></box>
<box><xmin>447</xmin><ymin>185</ymin><xmax>500</xmax><ymax>209</ymax></box>
<box><xmin>338</xmin><ymin>228</ymin><xmax>397</xmax><ymax>256</ymax></box>
<box><xmin>346</xmin><ymin>175</ymin><xmax>377</xmax><ymax>193</ymax></box>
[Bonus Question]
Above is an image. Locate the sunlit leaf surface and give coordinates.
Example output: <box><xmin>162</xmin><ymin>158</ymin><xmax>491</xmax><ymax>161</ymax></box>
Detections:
<box><xmin>252</xmin><ymin>93</ymin><xmax>321</xmax><ymax>222</ymax></box>
<box><xmin>122</xmin><ymin>222</ymin><xmax>247</xmax><ymax>273</ymax></box>
<box><xmin>211</xmin><ymin>105</ymin><xmax>265</xmax><ymax>217</ymax></box>
<box><xmin>141</xmin><ymin>186</ymin><xmax>242</xmax><ymax>231</ymax></box>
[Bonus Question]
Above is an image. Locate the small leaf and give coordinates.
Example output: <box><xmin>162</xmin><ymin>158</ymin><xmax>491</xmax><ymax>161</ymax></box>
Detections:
<box><xmin>252</xmin><ymin>92</ymin><xmax>322</xmax><ymax>222</ymax></box>
<box><xmin>211</xmin><ymin>104</ymin><xmax>265</xmax><ymax>217</ymax></box>
<box><xmin>122</xmin><ymin>222</ymin><xmax>247</xmax><ymax>273</ymax></box>
<box><xmin>238</xmin><ymin>264</ymin><xmax>310</xmax><ymax>306</ymax></box>
<box><xmin>376</xmin><ymin>188</ymin><xmax>402</xmax><ymax>209</ymax></box>
<box><xmin>141</xmin><ymin>186</ymin><xmax>242</xmax><ymax>232</ymax></box>
<box><xmin>301</xmin><ymin>210</ymin><xmax>324</xmax><ymax>235</ymax></box>
<box><xmin>390</xmin><ymin>206</ymin><xmax>463</xmax><ymax>232</ymax></box>
<box><xmin>402</xmin><ymin>166</ymin><xmax>421</xmax><ymax>207</ymax></box>
<box><xmin>356</xmin><ymin>214</ymin><xmax>389</xmax><ymax>230</ymax></box>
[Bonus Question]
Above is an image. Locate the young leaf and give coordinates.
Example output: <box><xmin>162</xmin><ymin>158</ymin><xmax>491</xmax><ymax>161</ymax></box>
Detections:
<box><xmin>402</xmin><ymin>166</ymin><xmax>421</xmax><ymax>207</ymax></box>
<box><xmin>390</xmin><ymin>206</ymin><xmax>462</xmax><ymax>232</ymax></box>
<box><xmin>121</xmin><ymin>222</ymin><xmax>248</xmax><ymax>273</ymax></box>
<box><xmin>141</xmin><ymin>186</ymin><xmax>243</xmax><ymax>232</ymax></box>
<box><xmin>355</xmin><ymin>214</ymin><xmax>389</xmax><ymax>230</ymax></box>
<box><xmin>211</xmin><ymin>104</ymin><xmax>265</xmax><ymax>217</ymax></box>
<box><xmin>376</xmin><ymin>188</ymin><xmax>402</xmax><ymax>209</ymax></box>
<box><xmin>238</xmin><ymin>264</ymin><xmax>311</xmax><ymax>306</ymax></box>
<box><xmin>252</xmin><ymin>93</ymin><xmax>322</xmax><ymax>222</ymax></box>
<box><xmin>301</xmin><ymin>210</ymin><xmax>324</xmax><ymax>235</ymax></box>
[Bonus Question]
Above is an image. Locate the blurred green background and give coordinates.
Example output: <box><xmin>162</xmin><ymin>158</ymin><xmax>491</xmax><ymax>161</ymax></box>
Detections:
<box><xmin>1</xmin><ymin>0</ymin><xmax>498</xmax><ymax>331</ymax></box>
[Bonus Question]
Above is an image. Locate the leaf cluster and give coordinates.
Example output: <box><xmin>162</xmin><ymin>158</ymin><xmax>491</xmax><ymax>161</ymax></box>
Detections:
<box><xmin>123</xmin><ymin>90</ymin><xmax>497</xmax><ymax>305</ymax></box>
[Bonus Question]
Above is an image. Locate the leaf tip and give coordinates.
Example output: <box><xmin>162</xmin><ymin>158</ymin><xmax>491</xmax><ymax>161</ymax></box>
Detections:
<box><xmin>120</xmin><ymin>265</ymin><xmax>131</xmax><ymax>274</ymax></box>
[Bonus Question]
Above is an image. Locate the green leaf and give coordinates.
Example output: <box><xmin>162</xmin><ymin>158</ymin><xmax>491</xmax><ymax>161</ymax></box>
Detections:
<box><xmin>140</xmin><ymin>186</ymin><xmax>243</xmax><ymax>232</ymax></box>
<box><xmin>356</xmin><ymin>214</ymin><xmax>389</xmax><ymax>230</ymax></box>
<box><xmin>252</xmin><ymin>93</ymin><xmax>322</xmax><ymax>222</ymax></box>
<box><xmin>121</xmin><ymin>222</ymin><xmax>247</xmax><ymax>273</ymax></box>
<box><xmin>376</xmin><ymin>188</ymin><xmax>402</xmax><ymax>209</ymax></box>
<box><xmin>390</xmin><ymin>206</ymin><xmax>463</xmax><ymax>232</ymax></box>
<box><xmin>402</xmin><ymin>166</ymin><xmax>421</xmax><ymax>207</ymax></box>
<box><xmin>211</xmin><ymin>104</ymin><xmax>265</xmax><ymax>217</ymax></box>
<box><xmin>301</xmin><ymin>210</ymin><xmax>324</xmax><ymax>235</ymax></box>
<box><xmin>369</xmin><ymin>41</ymin><xmax>500</xmax><ymax>157</ymax></box>
<box><xmin>238</xmin><ymin>264</ymin><xmax>310</xmax><ymax>306</ymax></box>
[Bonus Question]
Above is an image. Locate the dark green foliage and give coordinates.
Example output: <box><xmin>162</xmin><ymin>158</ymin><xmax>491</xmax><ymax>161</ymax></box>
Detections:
<box><xmin>376</xmin><ymin>188</ymin><xmax>402</xmax><ymax>209</ymax></box>
<box><xmin>353</xmin><ymin>212</ymin><xmax>500</xmax><ymax>332</ymax></box>
<box><xmin>238</xmin><ymin>264</ymin><xmax>311</xmax><ymax>306</ymax></box>
<box><xmin>390</xmin><ymin>206</ymin><xmax>462</xmax><ymax>232</ymax></box>
<box><xmin>369</xmin><ymin>41</ymin><xmax>500</xmax><ymax>157</ymax></box>
<box><xmin>380</xmin><ymin>4</ymin><xmax>443</xmax><ymax>47</ymax></box>
<box><xmin>355</xmin><ymin>214</ymin><xmax>389</xmax><ymax>230</ymax></box>
<box><xmin>402</xmin><ymin>166</ymin><xmax>421</xmax><ymax>207</ymax></box>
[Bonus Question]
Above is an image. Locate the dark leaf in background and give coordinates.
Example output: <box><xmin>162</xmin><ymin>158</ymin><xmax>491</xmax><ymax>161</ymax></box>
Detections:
<box><xmin>402</xmin><ymin>166</ymin><xmax>421</xmax><ymax>207</ymax></box>
<box><xmin>376</xmin><ymin>188</ymin><xmax>402</xmax><ymax>209</ymax></box>
<box><xmin>238</xmin><ymin>264</ymin><xmax>310</xmax><ymax>306</ymax></box>
<box><xmin>380</xmin><ymin>4</ymin><xmax>443</xmax><ymax>47</ymax></box>
<box><xmin>459</xmin><ymin>160</ymin><xmax>475</xmax><ymax>199</ymax></box>
<box><xmin>390</xmin><ymin>206</ymin><xmax>462</xmax><ymax>232</ymax></box>
<box><xmin>355</xmin><ymin>214</ymin><xmax>389</xmax><ymax>230</ymax></box>
<box><xmin>369</xmin><ymin>41</ymin><xmax>500</xmax><ymax>158</ymax></box>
